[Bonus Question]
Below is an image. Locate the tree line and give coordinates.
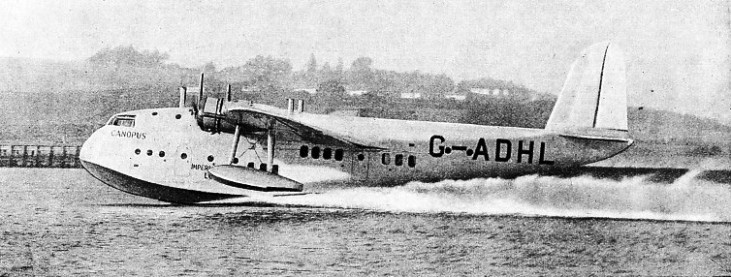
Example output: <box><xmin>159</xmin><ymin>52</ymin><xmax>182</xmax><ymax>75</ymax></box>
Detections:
<box><xmin>87</xmin><ymin>46</ymin><xmax>545</xmax><ymax>101</ymax></box>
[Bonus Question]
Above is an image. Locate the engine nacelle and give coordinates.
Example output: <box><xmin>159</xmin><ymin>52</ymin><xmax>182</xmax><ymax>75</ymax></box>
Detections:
<box><xmin>196</xmin><ymin>97</ymin><xmax>237</xmax><ymax>133</ymax></box>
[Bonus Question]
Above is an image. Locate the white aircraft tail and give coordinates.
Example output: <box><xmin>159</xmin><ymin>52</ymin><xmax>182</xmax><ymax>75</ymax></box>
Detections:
<box><xmin>546</xmin><ymin>42</ymin><xmax>629</xmax><ymax>140</ymax></box>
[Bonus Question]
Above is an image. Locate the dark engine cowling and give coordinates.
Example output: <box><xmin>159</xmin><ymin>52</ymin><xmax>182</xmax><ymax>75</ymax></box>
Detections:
<box><xmin>196</xmin><ymin>97</ymin><xmax>237</xmax><ymax>134</ymax></box>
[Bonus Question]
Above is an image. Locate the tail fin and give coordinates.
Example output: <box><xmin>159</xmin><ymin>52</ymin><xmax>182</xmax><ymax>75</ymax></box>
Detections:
<box><xmin>546</xmin><ymin>42</ymin><xmax>629</xmax><ymax>139</ymax></box>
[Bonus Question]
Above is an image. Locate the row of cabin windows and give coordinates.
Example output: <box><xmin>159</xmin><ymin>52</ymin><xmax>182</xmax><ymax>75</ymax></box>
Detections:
<box><xmin>135</xmin><ymin>148</ymin><xmax>166</xmax><ymax>158</ymax></box>
<box><xmin>134</xmin><ymin>148</ymin><xmax>216</xmax><ymax>163</ymax></box>
<box><xmin>300</xmin><ymin>146</ymin><xmax>344</xmax><ymax>161</ymax></box>
<box><xmin>381</xmin><ymin>153</ymin><xmax>416</xmax><ymax>168</ymax></box>
<box><xmin>136</xmin><ymin>148</ymin><xmax>189</xmax><ymax>160</ymax></box>
<box><xmin>132</xmin><ymin>148</ymin><xmax>277</xmax><ymax>173</ymax></box>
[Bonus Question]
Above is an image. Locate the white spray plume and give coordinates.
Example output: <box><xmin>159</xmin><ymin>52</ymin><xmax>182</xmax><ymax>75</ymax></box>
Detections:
<box><xmin>268</xmin><ymin>170</ymin><xmax>731</xmax><ymax>222</ymax></box>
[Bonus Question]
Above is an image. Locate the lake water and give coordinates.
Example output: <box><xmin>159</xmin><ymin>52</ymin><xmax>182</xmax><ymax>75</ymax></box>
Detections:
<box><xmin>1</xmin><ymin>168</ymin><xmax>730</xmax><ymax>276</ymax></box>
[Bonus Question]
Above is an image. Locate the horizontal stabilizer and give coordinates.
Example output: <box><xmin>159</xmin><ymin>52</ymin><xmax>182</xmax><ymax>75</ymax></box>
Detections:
<box><xmin>207</xmin><ymin>165</ymin><xmax>303</xmax><ymax>192</ymax></box>
<box><xmin>558</xmin><ymin>128</ymin><xmax>633</xmax><ymax>143</ymax></box>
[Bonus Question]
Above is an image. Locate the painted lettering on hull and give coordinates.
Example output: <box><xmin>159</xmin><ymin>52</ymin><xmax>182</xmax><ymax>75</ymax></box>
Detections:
<box><xmin>429</xmin><ymin>135</ymin><xmax>555</xmax><ymax>165</ymax></box>
<box><xmin>191</xmin><ymin>163</ymin><xmax>212</xmax><ymax>171</ymax></box>
<box><xmin>111</xmin><ymin>130</ymin><xmax>147</xmax><ymax>140</ymax></box>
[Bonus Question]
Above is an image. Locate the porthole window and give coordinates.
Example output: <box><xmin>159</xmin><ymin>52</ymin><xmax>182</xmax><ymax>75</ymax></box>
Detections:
<box><xmin>299</xmin><ymin>145</ymin><xmax>308</xmax><ymax>158</ymax></box>
<box><xmin>357</xmin><ymin>154</ymin><xmax>365</xmax><ymax>161</ymax></box>
<box><xmin>152</xmin><ymin>112</ymin><xmax>158</xmax><ymax>116</ymax></box>
<box><xmin>311</xmin><ymin>146</ymin><xmax>321</xmax><ymax>159</ymax></box>
<box><xmin>335</xmin><ymin>149</ymin><xmax>344</xmax><ymax>161</ymax></box>
<box><xmin>408</xmin><ymin>155</ymin><xmax>416</xmax><ymax>167</ymax></box>
<box><xmin>175</xmin><ymin>114</ymin><xmax>182</xmax><ymax>119</ymax></box>
<box><xmin>207</xmin><ymin>155</ymin><xmax>214</xmax><ymax>162</ymax></box>
<box><xmin>180</xmin><ymin>153</ymin><xmax>187</xmax><ymax>159</ymax></box>
<box><xmin>159</xmin><ymin>151</ymin><xmax>165</xmax><ymax>157</ymax></box>
<box><xmin>323</xmin><ymin>148</ymin><xmax>332</xmax><ymax>160</ymax></box>
<box><xmin>395</xmin><ymin>154</ymin><xmax>403</xmax><ymax>166</ymax></box>
<box><xmin>135</xmin><ymin>149</ymin><xmax>141</xmax><ymax>155</ymax></box>
<box><xmin>146</xmin><ymin>150</ymin><xmax>153</xmax><ymax>156</ymax></box>
<box><xmin>381</xmin><ymin>153</ymin><xmax>390</xmax><ymax>165</ymax></box>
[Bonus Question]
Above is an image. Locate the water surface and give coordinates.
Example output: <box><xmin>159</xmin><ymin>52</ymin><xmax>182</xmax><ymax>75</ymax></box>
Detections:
<box><xmin>1</xmin><ymin>168</ymin><xmax>730</xmax><ymax>276</ymax></box>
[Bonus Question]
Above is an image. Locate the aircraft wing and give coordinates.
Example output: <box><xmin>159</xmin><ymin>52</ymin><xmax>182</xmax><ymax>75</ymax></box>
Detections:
<box><xmin>220</xmin><ymin>101</ymin><xmax>383</xmax><ymax>149</ymax></box>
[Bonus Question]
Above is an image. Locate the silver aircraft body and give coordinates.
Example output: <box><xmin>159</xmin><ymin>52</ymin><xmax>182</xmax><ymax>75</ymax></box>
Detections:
<box><xmin>80</xmin><ymin>42</ymin><xmax>634</xmax><ymax>203</ymax></box>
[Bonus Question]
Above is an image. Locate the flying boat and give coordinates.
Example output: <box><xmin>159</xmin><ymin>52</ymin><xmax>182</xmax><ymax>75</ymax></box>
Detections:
<box><xmin>80</xmin><ymin>42</ymin><xmax>634</xmax><ymax>203</ymax></box>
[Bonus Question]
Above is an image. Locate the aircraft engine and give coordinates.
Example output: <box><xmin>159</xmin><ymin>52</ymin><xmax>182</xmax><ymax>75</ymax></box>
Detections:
<box><xmin>195</xmin><ymin>97</ymin><xmax>237</xmax><ymax>134</ymax></box>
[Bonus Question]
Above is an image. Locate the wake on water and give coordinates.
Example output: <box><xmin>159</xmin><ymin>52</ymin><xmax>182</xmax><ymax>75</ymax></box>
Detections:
<box><xmin>264</xmin><ymin>170</ymin><xmax>731</xmax><ymax>223</ymax></box>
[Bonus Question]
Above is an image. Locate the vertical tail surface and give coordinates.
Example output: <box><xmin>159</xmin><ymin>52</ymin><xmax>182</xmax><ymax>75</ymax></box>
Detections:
<box><xmin>546</xmin><ymin>42</ymin><xmax>629</xmax><ymax>138</ymax></box>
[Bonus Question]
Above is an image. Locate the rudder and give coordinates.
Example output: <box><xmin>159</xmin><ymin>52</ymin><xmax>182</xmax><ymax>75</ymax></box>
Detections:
<box><xmin>545</xmin><ymin>42</ymin><xmax>629</xmax><ymax>138</ymax></box>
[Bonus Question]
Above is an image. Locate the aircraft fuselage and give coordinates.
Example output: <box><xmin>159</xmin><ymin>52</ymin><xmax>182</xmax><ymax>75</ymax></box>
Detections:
<box><xmin>80</xmin><ymin>106</ymin><xmax>632</xmax><ymax>203</ymax></box>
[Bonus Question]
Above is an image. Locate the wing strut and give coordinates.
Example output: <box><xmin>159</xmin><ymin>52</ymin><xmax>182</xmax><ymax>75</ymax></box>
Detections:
<box><xmin>266</xmin><ymin>120</ymin><xmax>275</xmax><ymax>173</ymax></box>
<box><xmin>227</xmin><ymin>118</ymin><xmax>276</xmax><ymax>173</ymax></box>
<box><xmin>229</xmin><ymin>125</ymin><xmax>242</xmax><ymax>164</ymax></box>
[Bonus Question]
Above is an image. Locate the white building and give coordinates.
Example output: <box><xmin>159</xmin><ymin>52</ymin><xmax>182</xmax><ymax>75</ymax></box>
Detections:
<box><xmin>183</xmin><ymin>86</ymin><xmax>204</xmax><ymax>94</ymax></box>
<box><xmin>293</xmin><ymin>88</ymin><xmax>318</xmax><ymax>94</ymax></box>
<box><xmin>469</xmin><ymin>88</ymin><xmax>492</xmax><ymax>95</ymax></box>
<box><xmin>400</xmin><ymin>92</ymin><xmax>422</xmax><ymax>99</ymax></box>
<box><xmin>469</xmin><ymin>88</ymin><xmax>511</xmax><ymax>96</ymax></box>
<box><xmin>347</xmin><ymin>90</ymin><xmax>368</xmax><ymax>96</ymax></box>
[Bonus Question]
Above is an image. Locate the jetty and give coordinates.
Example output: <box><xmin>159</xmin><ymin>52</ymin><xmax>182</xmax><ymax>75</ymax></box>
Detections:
<box><xmin>0</xmin><ymin>144</ymin><xmax>82</xmax><ymax>168</ymax></box>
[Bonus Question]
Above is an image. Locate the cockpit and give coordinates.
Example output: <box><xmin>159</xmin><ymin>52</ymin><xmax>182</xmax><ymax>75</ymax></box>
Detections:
<box><xmin>107</xmin><ymin>114</ymin><xmax>136</xmax><ymax>127</ymax></box>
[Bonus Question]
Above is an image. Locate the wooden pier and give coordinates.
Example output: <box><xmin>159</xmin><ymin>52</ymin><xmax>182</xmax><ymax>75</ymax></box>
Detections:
<box><xmin>0</xmin><ymin>145</ymin><xmax>82</xmax><ymax>168</ymax></box>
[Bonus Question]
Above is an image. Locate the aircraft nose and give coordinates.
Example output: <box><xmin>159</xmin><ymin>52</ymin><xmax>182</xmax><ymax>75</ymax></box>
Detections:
<box><xmin>79</xmin><ymin>131</ymin><xmax>100</xmax><ymax>163</ymax></box>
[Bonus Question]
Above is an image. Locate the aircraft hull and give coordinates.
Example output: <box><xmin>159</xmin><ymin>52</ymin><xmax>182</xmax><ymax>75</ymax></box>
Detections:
<box><xmin>80</xmin><ymin>160</ymin><xmax>240</xmax><ymax>204</ymax></box>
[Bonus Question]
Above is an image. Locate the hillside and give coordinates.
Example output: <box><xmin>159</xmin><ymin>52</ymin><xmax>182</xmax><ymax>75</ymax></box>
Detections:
<box><xmin>628</xmin><ymin>108</ymin><xmax>731</xmax><ymax>144</ymax></box>
<box><xmin>0</xmin><ymin>57</ymin><xmax>200</xmax><ymax>93</ymax></box>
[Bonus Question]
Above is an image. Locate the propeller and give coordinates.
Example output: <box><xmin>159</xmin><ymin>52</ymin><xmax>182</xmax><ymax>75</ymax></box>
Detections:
<box><xmin>192</xmin><ymin>73</ymin><xmax>233</xmax><ymax>134</ymax></box>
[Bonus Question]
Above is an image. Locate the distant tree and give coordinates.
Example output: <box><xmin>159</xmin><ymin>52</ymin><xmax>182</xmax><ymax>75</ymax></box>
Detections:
<box><xmin>243</xmin><ymin>55</ymin><xmax>293</xmax><ymax>91</ymax></box>
<box><xmin>306</xmin><ymin>53</ymin><xmax>318</xmax><ymax>74</ymax></box>
<box><xmin>315</xmin><ymin>79</ymin><xmax>348</xmax><ymax>108</ymax></box>
<box><xmin>424</xmin><ymin>73</ymin><xmax>455</xmax><ymax>98</ymax></box>
<box><xmin>459</xmin><ymin>77</ymin><xmax>508</xmax><ymax>90</ymax></box>
<box><xmin>320</xmin><ymin>62</ymin><xmax>336</xmax><ymax>81</ymax></box>
<box><xmin>351</xmin><ymin>57</ymin><xmax>373</xmax><ymax>72</ymax></box>
<box><xmin>321</xmin><ymin>62</ymin><xmax>331</xmax><ymax>74</ymax></box>
<box><xmin>359</xmin><ymin>90</ymin><xmax>386</xmax><ymax>105</ymax></box>
<box><xmin>317</xmin><ymin>79</ymin><xmax>346</xmax><ymax>96</ymax></box>
<box><xmin>372</xmin><ymin>70</ymin><xmax>396</xmax><ymax>92</ymax></box>
<box><xmin>87</xmin><ymin>46</ymin><xmax>169</xmax><ymax>67</ymax></box>
<box><xmin>305</xmin><ymin>54</ymin><xmax>318</xmax><ymax>87</ymax></box>
<box><xmin>349</xmin><ymin>57</ymin><xmax>375</xmax><ymax>90</ymax></box>
<box><xmin>202</xmin><ymin>61</ymin><xmax>217</xmax><ymax>80</ymax></box>
<box><xmin>203</xmin><ymin>62</ymin><xmax>217</xmax><ymax>73</ymax></box>
<box><xmin>335</xmin><ymin>58</ymin><xmax>344</xmax><ymax>78</ymax></box>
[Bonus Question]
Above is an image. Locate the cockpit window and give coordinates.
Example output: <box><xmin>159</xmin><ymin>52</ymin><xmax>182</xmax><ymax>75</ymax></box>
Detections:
<box><xmin>108</xmin><ymin>115</ymin><xmax>136</xmax><ymax>127</ymax></box>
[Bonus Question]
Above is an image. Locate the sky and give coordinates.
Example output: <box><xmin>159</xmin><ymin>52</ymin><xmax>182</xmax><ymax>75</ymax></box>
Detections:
<box><xmin>0</xmin><ymin>0</ymin><xmax>729</xmax><ymax>123</ymax></box>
